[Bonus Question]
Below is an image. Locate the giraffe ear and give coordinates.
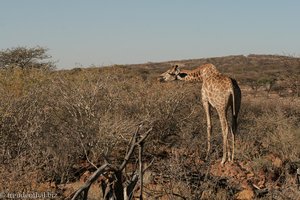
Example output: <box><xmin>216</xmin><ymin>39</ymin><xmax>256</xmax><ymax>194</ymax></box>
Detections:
<box><xmin>173</xmin><ymin>65</ymin><xmax>181</xmax><ymax>74</ymax></box>
<box><xmin>173</xmin><ymin>65</ymin><xmax>179</xmax><ymax>71</ymax></box>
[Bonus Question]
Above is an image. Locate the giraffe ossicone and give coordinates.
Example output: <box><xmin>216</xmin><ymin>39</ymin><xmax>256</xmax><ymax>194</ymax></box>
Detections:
<box><xmin>159</xmin><ymin>64</ymin><xmax>241</xmax><ymax>165</ymax></box>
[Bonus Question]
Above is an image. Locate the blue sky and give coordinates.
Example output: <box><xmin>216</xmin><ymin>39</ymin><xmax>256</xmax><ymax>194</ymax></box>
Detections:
<box><xmin>1</xmin><ymin>1</ymin><xmax>300</xmax><ymax>69</ymax></box>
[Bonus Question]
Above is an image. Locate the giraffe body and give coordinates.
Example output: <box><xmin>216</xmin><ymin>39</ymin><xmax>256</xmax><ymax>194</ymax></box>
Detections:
<box><xmin>159</xmin><ymin>64</ymin><xmax>241</xmax><ymax>165</ymax></box>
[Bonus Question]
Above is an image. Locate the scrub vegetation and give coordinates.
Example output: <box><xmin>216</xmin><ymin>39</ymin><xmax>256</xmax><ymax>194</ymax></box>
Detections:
<box><xmin>0</xmin><ymin>47</ymin><xmax>299</xmax><ymax>199</ymax></box>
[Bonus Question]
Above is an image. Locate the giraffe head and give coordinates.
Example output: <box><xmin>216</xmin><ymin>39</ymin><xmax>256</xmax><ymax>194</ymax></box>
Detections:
<box><xmin>158</xmin><ymin>65</ymin><xmax>188</xmax><ymax>82</ymax></box>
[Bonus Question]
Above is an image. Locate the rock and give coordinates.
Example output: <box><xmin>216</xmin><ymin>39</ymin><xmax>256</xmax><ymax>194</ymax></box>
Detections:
<box><xmin>235</xmin><ymin>189</ymin><xmax>254</xmax><ymax>200</ymax></box>
<box><xmin>200</xmin><ymin>188</ymin><xmax>214</xmax><ymax>200</ymax></box>
<box><xmin>216</xmin><ymin>188</ymin><xmax>229</xmax><ymax>199</ymax></box>
<box><xmin>143</xmin><ymin>171</ymin><xmax>154</xmax><ymax>185</ymax></box>
<box><xmin>266</xmin><ymin>154</ymin><xmax>283</xmax><ymax>168</ymax></box>
<box><xmin>272</xmin><ymin>157</ymin><xmax>283</xmax><ymax>168</ymax></box>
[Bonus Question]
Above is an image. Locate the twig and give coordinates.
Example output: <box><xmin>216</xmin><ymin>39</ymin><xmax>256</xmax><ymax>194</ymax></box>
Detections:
<box><xmin>136</xmin><ymin>127</ymin><xmax>153</xmax><ymax>145</ymax></box>
<box><xmin>125</xmin><ymin>125</ymin><xmax>142</xmax><ymax>158</ymax></box>
<box><xmin>143</xmin><ymin>158</ymin><xmax>155</xmax><ymax>172</ymax></box>
<box><xmin>119</xmin><ymin>127</ymin><xmax>153</xmax><ymax>171</ymax></box>
<box><xmin>79</xmin><ymin>137</ymin><xmax>98</xmax><ymax>169</ymax></box>
<box><xmin>138</xmin><ymin>142</ymin><xmax>144</xmax><ymax>200</ymax></box>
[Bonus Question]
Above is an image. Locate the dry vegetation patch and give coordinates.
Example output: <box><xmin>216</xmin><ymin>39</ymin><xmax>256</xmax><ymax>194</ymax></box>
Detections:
<box><xmin>0</xmin><ymin>55</ymin><xmax>300</xmax><ymax>199</ymax></box>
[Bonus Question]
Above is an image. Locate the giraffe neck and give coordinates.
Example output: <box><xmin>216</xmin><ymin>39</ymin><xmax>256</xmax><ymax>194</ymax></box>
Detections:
<box><xmin>179</xmin><ymin>64</ymin><xmax>220</xmax><ymax>82</ymax></box>
<box><xmin>180</xmin><ymin>69</ymin><xmax>202</xmax><ymax>81</ymax></box>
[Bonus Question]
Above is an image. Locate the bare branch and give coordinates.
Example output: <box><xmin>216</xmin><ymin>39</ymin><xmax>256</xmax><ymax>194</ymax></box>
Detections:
<box><xmin>138</xmin><ymin>141</ymin><xmax>144</xmax><ymax>200</ymax></box>
<box><xmin>79</xmin><ymin>137</ymin><xmax>98</xmax><ymax>169</ymax></box>
<box><xmin>70</xmin><ymin>163</ymin><xmax>111</xmax><ymax>200</ymax></box>
<box><xmin>119</xmin><ymin>127</ymin><xmax>153</xmax><ymax>171</ymax></box>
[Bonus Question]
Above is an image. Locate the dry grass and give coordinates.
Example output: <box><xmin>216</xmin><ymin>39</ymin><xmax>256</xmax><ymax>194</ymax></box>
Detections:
<box><xmin>0</xmin><ymin>55</ymin><xmax>299</xmax><ymax>199</ymax></box>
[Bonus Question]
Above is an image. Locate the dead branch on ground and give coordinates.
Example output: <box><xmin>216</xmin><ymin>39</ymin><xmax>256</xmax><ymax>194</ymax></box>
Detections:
<box><xmin>70</xmin><ymin>126</ymin><xmax>153</xmax><ymax>200</ymax></box>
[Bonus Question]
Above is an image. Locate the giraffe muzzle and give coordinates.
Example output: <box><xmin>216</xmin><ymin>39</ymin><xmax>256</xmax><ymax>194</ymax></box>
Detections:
<box><xmin>158</xmin><ymin>76</ymin><xmax>166</xmax><ymax>82</ymax></box>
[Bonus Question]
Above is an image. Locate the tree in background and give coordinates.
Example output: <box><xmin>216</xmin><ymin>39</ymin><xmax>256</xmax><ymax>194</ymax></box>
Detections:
<box><xmin>0</xmin><ymin>46</ymin><xmax>56</xmax><ymax>70</ymax></box>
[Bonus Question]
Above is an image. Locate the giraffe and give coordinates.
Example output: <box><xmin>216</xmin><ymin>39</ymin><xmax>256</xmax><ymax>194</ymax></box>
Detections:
<box><xmin>158</xmin><ymin>64</ymin><xmax>241</xmax><ymax>165</ymax></box>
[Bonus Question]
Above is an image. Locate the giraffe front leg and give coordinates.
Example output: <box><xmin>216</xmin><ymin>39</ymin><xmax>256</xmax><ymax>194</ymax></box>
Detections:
<box><xmin>203</xmin><ymin>101</ymin><xmax>212</xmax><ymax>161</ymax></box>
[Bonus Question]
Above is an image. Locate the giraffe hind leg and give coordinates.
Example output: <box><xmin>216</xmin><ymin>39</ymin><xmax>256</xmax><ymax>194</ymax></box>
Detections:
<box><xmin>219</xmin><ymin>112</ymin><xmax>229</xmax><ymax>165</ymax></box>
<box><xmin>227</xmin><ymin>133</ymin><xmax>232</xmax><ymax>162</ymax></box>
<box><xmin>227</xmin><ymin>126</ymin><xmax>234</xmax><ymax>162</ymax></box>
<box><xmin>231</xmin><ymin>126</ymin><xmax>235</xmax><ymax>161</ymax></box>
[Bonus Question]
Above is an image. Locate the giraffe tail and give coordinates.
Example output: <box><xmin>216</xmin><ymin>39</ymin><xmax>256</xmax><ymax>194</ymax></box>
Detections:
<box><xmin>231</xmin><ymin>83</ymin><xmax>237</xmax><ymax>133</ymax></box>
<box><xmin>231</xmin><ymin>85</ymin><xmax>236</xmax><ymax>116</ymax></box>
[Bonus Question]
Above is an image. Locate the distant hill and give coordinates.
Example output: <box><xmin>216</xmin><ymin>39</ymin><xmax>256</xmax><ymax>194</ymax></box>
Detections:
<box><xmin>66</xmin><ymin>54</ymin><xmax>299</xmax><ymax>97</ymax></box>
<box><xmin>128</xmin><ymin>54</ymin><xmax>300</xmax><ymax>75</ymax></box>
<box><xmin>123</xmin><ymin>54</ymin><xmax>300</xmax><ymax>95</ymax></box>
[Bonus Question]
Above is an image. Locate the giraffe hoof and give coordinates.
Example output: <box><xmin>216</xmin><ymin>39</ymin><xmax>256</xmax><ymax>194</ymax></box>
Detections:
<box><xmin>221</xmin><ymin>159</ymin><xmax>226</xmax><ymax>166</ymax></box>
<box><xmin>205</xmin><ymin>152</ymin><xmax>209</xmax><ymax>159</ymax></box>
